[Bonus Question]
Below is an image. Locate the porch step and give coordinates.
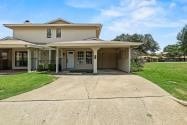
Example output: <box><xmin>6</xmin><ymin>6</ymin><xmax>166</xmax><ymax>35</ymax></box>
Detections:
<box><xmin>62</xmin><ymin>71</ymin><xmax>83</xmax><ymax>75</ymax></box>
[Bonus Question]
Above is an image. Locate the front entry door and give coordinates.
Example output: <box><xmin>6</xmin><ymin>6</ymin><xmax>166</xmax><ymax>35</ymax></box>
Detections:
<box><xmin>67</xmin><ymin>51</ymin><xmax>74</xmax><ymax>69</ymax></box>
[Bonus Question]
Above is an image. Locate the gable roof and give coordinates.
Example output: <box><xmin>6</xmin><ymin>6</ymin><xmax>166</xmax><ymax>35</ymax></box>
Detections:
<box><xmin>46</xmin><ymin>18</ymin><xmax>72</xmax><ymax>24</ymax></box>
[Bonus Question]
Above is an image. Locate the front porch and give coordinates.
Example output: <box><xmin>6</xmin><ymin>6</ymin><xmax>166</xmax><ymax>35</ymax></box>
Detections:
<box><xmin>0</xmin><ymin>39</ymin><xmax>142</xmax><ymax>74</ymax></box>
<box><xmin>54</xmin><ymin>47</ymin><xmax>131</xmax><ymax>74</ymax></box>
<box><xmin>0</xmin><ymin>47</ymin><xmax>131</xmax><ymax>74</ymax></box>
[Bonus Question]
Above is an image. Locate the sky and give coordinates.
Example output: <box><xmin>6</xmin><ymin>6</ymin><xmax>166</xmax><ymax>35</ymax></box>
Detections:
<box><xmin>0</xmin><ymin>0</ymin><xmax>187</xmax><ymax>51</ymax></box>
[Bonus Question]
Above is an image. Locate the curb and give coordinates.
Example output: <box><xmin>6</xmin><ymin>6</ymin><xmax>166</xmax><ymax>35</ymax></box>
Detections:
<box><xmin>170</xmin><ymin>96</ymin><xmax>187</xmax><ymax>106</ymax></box>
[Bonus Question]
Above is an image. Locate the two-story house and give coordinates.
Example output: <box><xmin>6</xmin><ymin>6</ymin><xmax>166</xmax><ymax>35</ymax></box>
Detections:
<box><xmin>0</xmin><ymin>18</ymin><xmax>141</xmax><ymax>73</ymax></box>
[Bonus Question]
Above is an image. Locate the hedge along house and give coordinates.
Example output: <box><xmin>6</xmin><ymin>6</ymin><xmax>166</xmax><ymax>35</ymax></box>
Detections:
<box><xmin>0</xmin><ymin>18</ymin><xmax>141</xmax><ymax>73</ymax></box>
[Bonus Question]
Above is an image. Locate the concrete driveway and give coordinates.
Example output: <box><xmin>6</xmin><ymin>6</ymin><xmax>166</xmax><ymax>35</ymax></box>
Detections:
<box><xmin>0</xmin><ymin>74</ymin><xmax>187</xmax><ymax>125</ymax></box>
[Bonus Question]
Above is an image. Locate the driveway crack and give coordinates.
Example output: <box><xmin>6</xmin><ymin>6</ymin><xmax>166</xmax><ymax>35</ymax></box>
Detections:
<box><xmin>140</xmin><ymin>98</ymin><xmax>154</xmax><ymax>125</ymax></box>
<box><xmin>0</xmin><ymin>95</ymin><xmax>168</xmax><ymax>103</ymax></box>
<box><xmin>82</xmin><ymin>77</ymin><xmax>91</xmax><ymax>99</ymax></box>
<box><xmin>84</xmin><ymin>84</ymin><xmax>90</xmax><ymax>99</ymax></box>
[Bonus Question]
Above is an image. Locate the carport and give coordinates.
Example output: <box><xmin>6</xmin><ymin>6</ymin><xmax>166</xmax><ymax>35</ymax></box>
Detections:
<box><xmin>47</xmin><ymin>40</ymin><xmax>142</xmax><ymax>74</ymax></box>
<box><xmin>98</xmin><ymin>48</ymin><xmax>131</xmax><ymax>73</ymax></box>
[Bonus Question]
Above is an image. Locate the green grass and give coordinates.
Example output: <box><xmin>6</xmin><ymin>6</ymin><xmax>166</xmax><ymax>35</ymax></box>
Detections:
<box><xmin>0</xmin><ymin>72</ymin><xmax>55</xmax><ymax>100</ymax></box>
<box><xmin>135</xmin><ymin>62</ymin><xmax>187</xmax><ymax>101</ymax></box>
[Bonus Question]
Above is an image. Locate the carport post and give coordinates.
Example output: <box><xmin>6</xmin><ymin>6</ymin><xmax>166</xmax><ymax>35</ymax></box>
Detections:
<box><xmin>27</xmin><ymin>48</ymin><xmax>32</xmax><ymax>72</ymax></box>
<box><xmin>128</xmin><ymin>47</ymin><xmax>131</xmax><ymax>73</ymax></box>
<box><xmin>56</xmin><ymin>47</ymin><xmax>59</xmax><ymax>73</ymax></box>
<box><xmin>92</xmin><ymin>47</ymin><xmax>99</xmax><ymax>74</ymax></box>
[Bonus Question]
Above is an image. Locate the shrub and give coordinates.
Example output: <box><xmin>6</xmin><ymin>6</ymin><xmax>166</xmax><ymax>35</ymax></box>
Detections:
<box><xmin>131</xmin><ymin>58</ymin><xmax>144</xmax><ymax>72</ymax></box>
<box><xmin>48</xmin><ymin>64</ymin><xmax>56</xmax><ymax>71</ymax></box>
<box><xmin>38</xmin><ymin>64</ymin><xmax>44</xmax><ymax>71</ymax></box>
<box><xmin>43</xmin><ymin>64</ymin><xmax>48</xmax><ymax>70</ymax></box>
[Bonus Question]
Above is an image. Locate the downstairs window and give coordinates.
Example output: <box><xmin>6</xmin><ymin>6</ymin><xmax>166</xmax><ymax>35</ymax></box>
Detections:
<box><xmin>86</xmin><ymin>51</ymin><xmax>92</xmax><ymax>64</ymax></box>
<box><xmin>15</xmin><ymin>51</ymin><xmax>27</xmax><ymax>67</ymax></box>
<box><xmin>77</xmin><ymin>51</ymin><xmax>84</xmax><ymax>64</ymax></box>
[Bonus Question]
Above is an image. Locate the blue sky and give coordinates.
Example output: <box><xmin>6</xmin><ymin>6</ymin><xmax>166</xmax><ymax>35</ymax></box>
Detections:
<box><xmin>0</xmin><ymin>0</ymin><xmax>187</xmax><ymax>51</ymax></box>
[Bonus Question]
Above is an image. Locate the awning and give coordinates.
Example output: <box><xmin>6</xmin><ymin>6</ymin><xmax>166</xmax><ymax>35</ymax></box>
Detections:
<box><xmin>47</xmin><ymin>40</ymin><xmax>142</xmax><ymax>48</ymax></box>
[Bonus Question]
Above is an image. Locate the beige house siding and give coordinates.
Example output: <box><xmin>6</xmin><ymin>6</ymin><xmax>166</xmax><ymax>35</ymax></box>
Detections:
<box><xmin>117</xmin><ymin>48</ymin><xmax>130</xmax><ymax>72</ymax></box>
<box><xmin>13</xmin><ymin>27</ymin><xmax>97</xmax><ymax>44</ymax></box>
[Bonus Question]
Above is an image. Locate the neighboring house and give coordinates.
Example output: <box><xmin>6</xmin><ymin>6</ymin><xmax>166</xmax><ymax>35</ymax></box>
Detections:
<box><xmin>140</xmin><ymin>56</ymin><xmax>159</xmax><ymax>62</ymax></box>
<box><xmin>0</xmin><ymin>18</ymin><xmax>141</xmax><ymax>73</ymax></box>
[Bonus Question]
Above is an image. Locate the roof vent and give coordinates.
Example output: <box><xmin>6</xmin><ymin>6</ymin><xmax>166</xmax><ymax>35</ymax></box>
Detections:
<box><xmin>24</xmin><ymin>20</ymin><xmax>31</xmax><ymax>24</ymax></box>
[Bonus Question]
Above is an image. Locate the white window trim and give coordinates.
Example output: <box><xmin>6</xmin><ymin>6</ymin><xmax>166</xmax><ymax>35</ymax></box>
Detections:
<box><xmin>56</xmin><ymin>28</ymin><xmax>62</xmax><ymax>38</ymax></box>
<box><xmin>47</xmin><ymin>28</ymin><xmax>52</xmax><ymax>38</ymax></box>
<box><xmin>86</xmin><ymin>51</ymin><xmax>92</xmax><ymax>64</ymax></box>
<box><xmin>77</xmin><ymin>51</ymin><xmax>84</xmax><ymax>64</ymax></box>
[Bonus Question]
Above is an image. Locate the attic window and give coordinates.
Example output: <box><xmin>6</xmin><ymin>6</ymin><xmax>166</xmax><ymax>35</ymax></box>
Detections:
<box><xmin>56</xmin><ymin>28</ymin><xmax>61</xmax><ymax>38</ymax></box>
<box><xmin>47</xmin><ymin>28</ymin><xmax>52</xmax><ymax>38</ymax></box>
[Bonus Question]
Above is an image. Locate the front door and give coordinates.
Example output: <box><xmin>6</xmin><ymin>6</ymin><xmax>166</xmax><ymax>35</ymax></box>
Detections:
<box><xmin>67</xmin><ymin>51</ymin><xmax>74</xmax><ymax>69</ymax></box>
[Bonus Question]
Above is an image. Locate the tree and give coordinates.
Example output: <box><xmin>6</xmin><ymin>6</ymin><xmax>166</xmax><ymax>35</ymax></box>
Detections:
<box><xmin>113</xmin><ymin>33</ymin><xmax>159</xmax><ymax>54</ymax></box>
<box><xmin>163</xmin><ymin>44</ymin><xmax>183</xmax><ymax>57</ymax></box>
<box><xmin>113</xmin><ymin>33</ymin><xmax>159</xmax><ymax>72</ymax></box>
<box><xmin>177</xmin><ymin>25</ymin><xmax>187</xmax><ymax>61</ymax></box>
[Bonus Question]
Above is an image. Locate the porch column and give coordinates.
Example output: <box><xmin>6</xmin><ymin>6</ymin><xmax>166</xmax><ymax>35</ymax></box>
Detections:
<box><xmin>56</xmin><ymin>47</ymin><xmax>59</xmax><ymax>73</ymax></box>
<box><xmin>61</xmin><ymin>49</ymin><xmax>63</xmax><ymax>71</ymax></box>
<box><xmin>128</xmin><ymin>47</ymin><xmax>131</xmax><ymax>73</ymax></box>
<box><xmin>38</xmin><ymin>50</ymin><xmax>41</xmax><ymax>65</ymax></box>
<box><xmin>35</xmin><ymin>49</ymin><xmax>39</xmax><ymax>70</ymax></box>
<box><xmin>48</xmin><ymin>49</ymin><xmax>52</xmax><ymax>64</ymax></box>
<box><xmin>27</xmin><ymin>48</ymin><xmax>32</xmax><ymax>72</ymax></box>
<box><xmin>92</xmin><ymin>47</ymin><xmax>99</xmax><ymax>74</ymax></box>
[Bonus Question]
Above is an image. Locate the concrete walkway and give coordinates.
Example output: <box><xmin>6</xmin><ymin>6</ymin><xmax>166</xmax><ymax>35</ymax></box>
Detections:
<box><xmin>0</xmin><ymin>75</ymin><xmax>187</xmax><ymax>125</ymax></box>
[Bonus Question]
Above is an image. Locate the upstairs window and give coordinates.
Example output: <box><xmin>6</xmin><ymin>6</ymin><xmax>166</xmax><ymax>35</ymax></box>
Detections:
<box><xmin>56</xmin><ymin>28</ymin><xmax>61</xmax><ymax>38</ymax></box>
<box><xmin>47</xmin><ymin>28</ymin><xmax>52</xmax><ymax>38</ymax></box>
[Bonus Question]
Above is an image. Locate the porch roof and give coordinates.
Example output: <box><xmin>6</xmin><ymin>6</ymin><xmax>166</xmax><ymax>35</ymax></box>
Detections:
<box><xmin>47</xmin><ymin>40</ymin><xmax>142</xmax><ymax>48</ymax></box>
<box><xmin>0</xmin><ymin>39</ymin><xmax>38</xmax><ymax>48</ymax></box>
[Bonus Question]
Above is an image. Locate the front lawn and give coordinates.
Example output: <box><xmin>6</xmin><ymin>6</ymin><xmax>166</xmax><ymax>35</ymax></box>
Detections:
<box><xmin>135</xmin><ymin>62</ymin><xmax>187</xmax><ymax>101</ymax></box>
<box><xmin>0</xmin><ymin>72</ymin><xmax>55</xmax><ymax>100</ymax></box>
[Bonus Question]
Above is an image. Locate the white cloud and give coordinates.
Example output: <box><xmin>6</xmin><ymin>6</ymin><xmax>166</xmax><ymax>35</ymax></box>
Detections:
<box><xmin>131</xmin><ymin>7</ymin><xmax>157</xmax><ymax>21</ymax></box>
<box><xmin>142</xmin><ymin>19</ymin><xmax>187</xmax><ymax>28</ymax></box>
<box><xmin>101</xmin><ymin>9</ymin><xmax>123</xmax><ymax>18</ymax></box>
<box><xmin>90</xmin><ymin>0</ymin><xmax>187</xmax><ymax>40</ymax></box>
<box><xmin>92</xmin><ymin>0</ymin><xmax>159</xmax><ymax>31</ymax></box>
<box><xmin>120</xmin><ymin>0</ymin><xmax>156</xmax><ymax>9</ymax></box>
<box><xmin>0</xmin><ymin>26</ymin><xmax>12</xmax><ymax>39</ymax></box>
<box><xmin>169</xmin><ymin>2</ymin><xmax>176</xmax><ymax>9</ymax></box>
<box><xmin>0</xmin><ymin>20</ymin><xmax>13</xmax><ymax>38</ymax></box>
<box><xmin>88</xmin><ymin>0</ymin><xmax>187</xmax><ymax>51</ymax></box>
